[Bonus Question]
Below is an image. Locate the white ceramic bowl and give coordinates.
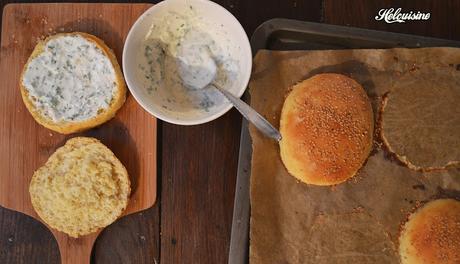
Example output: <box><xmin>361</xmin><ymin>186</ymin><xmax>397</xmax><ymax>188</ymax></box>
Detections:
<box><xmin>123</xmin><ymin>0</ymin><xmax>252</xmax><ymax>125</ymax></box>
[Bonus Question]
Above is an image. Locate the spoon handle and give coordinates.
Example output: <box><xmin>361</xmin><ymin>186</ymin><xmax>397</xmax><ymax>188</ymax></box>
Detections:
<box><xmin>212</xmin><ymin>84</ymin><xmax>282</xmax><ymax>141</ymax></box>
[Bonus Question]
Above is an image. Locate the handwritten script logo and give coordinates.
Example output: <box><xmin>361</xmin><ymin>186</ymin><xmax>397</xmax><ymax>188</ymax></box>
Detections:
<box><xmin>375</xmin><ymin>8</ymin><xmax>430</xmax><ymax>23</ymax></box>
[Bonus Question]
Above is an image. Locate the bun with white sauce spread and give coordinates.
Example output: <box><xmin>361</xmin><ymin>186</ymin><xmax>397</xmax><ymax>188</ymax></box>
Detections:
<box><xmin>20</xmin><ymin>32</ymin><xmax>126</xmax><ymax>134</ymax></box>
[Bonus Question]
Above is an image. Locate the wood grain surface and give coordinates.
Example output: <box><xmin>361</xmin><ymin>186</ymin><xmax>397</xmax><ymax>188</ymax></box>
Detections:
<box><xmin>0</xmin><ymin>1</ymin><xmax>459</xmax><ymax>264</ymax></box>
<box><xmin>0</xmin><ymin>3</ymin><xmax>157</xmax><ymax>264</ymax></box>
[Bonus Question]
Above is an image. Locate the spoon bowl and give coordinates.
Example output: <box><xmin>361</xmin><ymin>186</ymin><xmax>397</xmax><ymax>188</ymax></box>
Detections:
<box><xmin>179</xmin><ymin>61</ymin><xmax>282</xmax><ymax>141</ymax></box>
<box><xmin>177</xmin><ymin>47</ymin><xmax>217</xmax><ymax>90</ymax></box>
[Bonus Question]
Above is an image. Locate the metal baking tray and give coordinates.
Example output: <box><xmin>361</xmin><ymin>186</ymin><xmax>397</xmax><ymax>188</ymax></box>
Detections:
<box><xmin>228</xmin><ymin>18</ymin><xmax>460</xmax><ymax>264</ymax></box>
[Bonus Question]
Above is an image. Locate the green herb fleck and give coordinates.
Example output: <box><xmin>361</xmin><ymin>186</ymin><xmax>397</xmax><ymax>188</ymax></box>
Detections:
<box><xmin>50</xmin><ymin>97</ymin><xmax>59</xmax><ymax>107</ymax></box>
<box><xmin>66</xmin><ymin>60</ymin><xmax>72</xmax><ymax>69</ymax></box>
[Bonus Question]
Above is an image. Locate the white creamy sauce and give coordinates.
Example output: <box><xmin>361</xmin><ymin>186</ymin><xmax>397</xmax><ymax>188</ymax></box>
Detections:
<box><xmin>138</xmin><ymin>8</ymin><xmax>239</xmax><ymax>114</ymax></box>
<box><xmin>22</xmin><ymin>35</ymin><xmax>117</xmax><ymax>122</ymax></box>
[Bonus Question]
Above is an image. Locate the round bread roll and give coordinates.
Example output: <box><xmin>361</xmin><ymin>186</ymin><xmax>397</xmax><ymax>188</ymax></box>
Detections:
<box><xmin>29</xmin><ymin>137</ymin><xmax>130</xmax><ymax>237</ymax></box>
<box><xmin>20</xmin><ymin>32</ymin><xmax>126</xmax><ymax>134</ymax></box>
<box><xmin>280</xmin><ymin>73</ymin><xmax>374</xmax><ymax>186</ymax></box>
<box><xmin>399</xmin><ymin>199</ymin><xmax>460</xmax><ymax>264</ymax></box>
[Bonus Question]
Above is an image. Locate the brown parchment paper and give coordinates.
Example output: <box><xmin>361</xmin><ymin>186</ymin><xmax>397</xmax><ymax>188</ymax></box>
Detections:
<box><xmin>248</xmin><ymin>48</ymin><xmax>460</xmax><ymax>264</ymax></box>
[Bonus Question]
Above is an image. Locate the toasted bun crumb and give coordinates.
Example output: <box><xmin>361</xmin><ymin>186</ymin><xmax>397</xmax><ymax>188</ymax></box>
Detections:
<box><xmin>29</xmin><ymin>137</ymin><xmax>130</xmax><ymax>237</ymax></box>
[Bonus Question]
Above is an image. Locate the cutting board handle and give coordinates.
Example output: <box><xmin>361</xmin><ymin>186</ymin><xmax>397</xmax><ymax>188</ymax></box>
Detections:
<box><xmin>53</xmin><ymin>231</ymin><xmax>100</xmax><ymax>264</ymax></box>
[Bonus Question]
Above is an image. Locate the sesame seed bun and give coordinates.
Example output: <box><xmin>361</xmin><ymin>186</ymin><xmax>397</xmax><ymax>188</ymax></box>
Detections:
<box><xmin>279</xmin><ymin>73</ymin><xmax>374</xmax><ymax>186</ymax></box>
<box><xmin>399</xmin><ymin>199</ymin><xmax>460</xmax><ymax>264</ymax></box>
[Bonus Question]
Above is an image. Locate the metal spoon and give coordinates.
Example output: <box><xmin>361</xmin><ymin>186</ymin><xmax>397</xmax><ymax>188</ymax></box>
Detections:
<box><xmin>177</xmin><ymin>54</ymin><xmax>282</xmax><ymax>141</ymax></box>
<box><xmin>210</xmin><ymin>83</ymin><xmax>281</xmax><ymax>141</ymax></box>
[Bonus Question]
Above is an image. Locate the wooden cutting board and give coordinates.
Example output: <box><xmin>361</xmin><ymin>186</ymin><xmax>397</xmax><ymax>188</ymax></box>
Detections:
<box><xmin>0</xmin><ymin>3</ymin><xmax>155</xmax><ymax>264</ymax></box>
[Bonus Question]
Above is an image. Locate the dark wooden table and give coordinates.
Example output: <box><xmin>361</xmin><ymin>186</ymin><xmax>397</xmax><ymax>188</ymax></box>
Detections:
<box><xmin>1</xmin><ymin>0</ymin><xmax>459</xmax><ymax>263</ymax></box>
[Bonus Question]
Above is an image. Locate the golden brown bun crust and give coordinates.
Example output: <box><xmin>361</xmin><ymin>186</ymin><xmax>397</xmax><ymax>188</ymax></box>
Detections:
<box><xmin>399</xmin><ymin>199</ymin><xmax>460</xmax><ymax>264</ymax></box>
<box><xmin>20</xmin><ymin>32</ymin><xmax>126</xmax><ymax>134</ymax></box>
<box><xmin>29</xmin><ymin>137</ymin><xmax>130</xmax><ymax>238</ymax></box>
<box><xmin>279</xmin><ymin>73</ymin><xmax>374</xmax><ymax>186</ymax></box>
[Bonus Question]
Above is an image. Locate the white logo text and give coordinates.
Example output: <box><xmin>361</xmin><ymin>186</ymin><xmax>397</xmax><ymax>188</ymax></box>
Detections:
<box><xmin>375</xmin><ymin>8</ymin><xmax>430</xmax><ymax>23</ymax></box>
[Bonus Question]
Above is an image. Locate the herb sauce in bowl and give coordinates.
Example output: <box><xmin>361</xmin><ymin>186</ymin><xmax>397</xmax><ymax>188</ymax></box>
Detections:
<box><xmin>123</xmin><ymin>0</ymin><xmax>252</xmax><ymax>125</ymax></box>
